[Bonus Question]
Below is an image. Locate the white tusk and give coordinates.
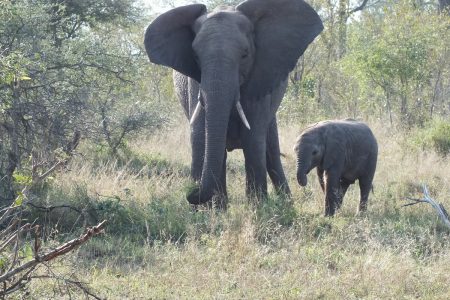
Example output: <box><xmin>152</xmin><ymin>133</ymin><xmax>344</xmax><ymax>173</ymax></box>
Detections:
<box><xmin>190</xmin><ymin>101</ymin><xmax>202</xmax><ymax>125</ymax></box>
<box><xmin>236</xmin><ymin>101</ymin><xmax>251</xmax><ymax>130</ymax></box>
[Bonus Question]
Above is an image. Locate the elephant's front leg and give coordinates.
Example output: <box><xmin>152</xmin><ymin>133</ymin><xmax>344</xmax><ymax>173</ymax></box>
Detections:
<box><xmin>216</xmin><ymin>151</ymin><xmax>228</xmax><ymax>209</ymax></box>
<box><xmin>242</xmin><ymin>131</ymin><xmax>268</xmax><ymax>201</ymax></box>
<box><xmin>323</xmin><ymin>170</ymin><xmax>341</xmax><ymax>216</ymax></box>
<box><xmin>317</xmin><ymin>168</ymin><xmax>325</xmax><ymax>192</ymax></box>
<box><xmin>190</xmin><ymin>110</ymin><xmax>205</xmax><ymax>181</ymax></box>
<box><xmin>266</xmin><ymin>118</ymin><xmax>290</xmax><ymax>196</ymax></box>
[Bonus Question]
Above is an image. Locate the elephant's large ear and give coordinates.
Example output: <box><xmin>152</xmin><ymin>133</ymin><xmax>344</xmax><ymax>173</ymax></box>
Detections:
<box><xmin>144</xmin><ymin>4</ymin><xmax>206</xmax><ymax>82</ymax></box>
<box><xmin>237</xmin><ymin>0</ymin><xmax>323</xmax><ymax>98</ymax></box>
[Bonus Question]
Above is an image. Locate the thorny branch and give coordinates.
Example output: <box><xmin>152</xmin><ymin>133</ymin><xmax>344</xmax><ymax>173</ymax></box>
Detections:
<box><xmin>404</xmin><ymin>184</ymin><xmax>450</xmax><ymax>228</ymax></box>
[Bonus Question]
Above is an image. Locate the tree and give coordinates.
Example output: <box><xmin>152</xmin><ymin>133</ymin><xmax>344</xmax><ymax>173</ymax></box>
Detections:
<box><xmin>0</xmin><ymin>0</ymin><xmax>167</xmax><ymax>206</ymax></box>
<box><xmin>340</xmin><ymin>0</ymin><xmax>449</xmax><ymax>125</ymax></box>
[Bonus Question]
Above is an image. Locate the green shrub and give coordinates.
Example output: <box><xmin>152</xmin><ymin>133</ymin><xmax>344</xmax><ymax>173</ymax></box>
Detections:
<box><xmin>428</xmin><ymin>120</ymin><xmax>450</xmax><ymax>156</ymax></box>
<box><xmin>80</xmin><ymin>141</ymin><xmax>189</xmax><ymax>177</ymax></box>
<box><xmin>408</xmin><ymin>119</ymin><xmax>450</xmax><ymax>156</ymax></box>
<box><xmin>255</xmin><ymin>194</ymin><xmax>297</xmax><ymax>242</ymax></box>
<box><xmin>27</xmin><ymin>183</ymin><xmax>194</xmax><ymax>243</ymax></box>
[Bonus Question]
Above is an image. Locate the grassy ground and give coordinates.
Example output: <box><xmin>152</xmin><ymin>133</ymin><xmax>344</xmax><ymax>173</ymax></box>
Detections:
<box><xmin>23</xmin><ymin>120</ymin><xmax>450</xmax><ymax>299</ymax></box>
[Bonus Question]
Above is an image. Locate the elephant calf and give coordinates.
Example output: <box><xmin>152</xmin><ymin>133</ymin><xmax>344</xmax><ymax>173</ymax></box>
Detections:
<box><xmin>293</xmin><ymin>119</ymin><xmax>378</xmax><ymax>216</ymax></box>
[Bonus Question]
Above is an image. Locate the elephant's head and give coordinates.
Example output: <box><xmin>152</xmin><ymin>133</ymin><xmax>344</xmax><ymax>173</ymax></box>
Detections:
<box><xmin>294</xmin><ymin>129</ymin><xmax>324</xmax><ymax>186</ymax></box>
<box><xmin>294</xmin><ymin>122</ymin><xmax>343</xmax><ymax>186</ymax></box>
<box><xmin>145</xmin><ymin>0</ymin><xmax>323</xmax><ymax>204</ymax></box>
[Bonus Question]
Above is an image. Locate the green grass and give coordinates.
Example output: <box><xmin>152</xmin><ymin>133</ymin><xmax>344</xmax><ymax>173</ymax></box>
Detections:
<box><xmin>20</xmin><ymin>121</ymin><xmax>450</xmax><ymax>299</ymax></box>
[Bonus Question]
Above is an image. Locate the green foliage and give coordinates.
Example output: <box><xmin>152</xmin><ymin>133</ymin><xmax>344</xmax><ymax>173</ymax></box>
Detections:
<box><xmin>280</xmin><ymin>0</ymin><xmax>449</xmax><ymax>126</ymax></box>
<box><xmin>255</xmin><ymin>194</ymin><xmax>297</xmax><ymax>242</ymax></box>
<box><xmin>29</xmin><ymin>182</ymin><xmax>191</xmax><ymax>243</ymax></box>
<box><xmin>257</xmin><ymin>195</ymin><xmax>297</xmax><ymax>227</ymax></box>
<box><xmin>85</xmin><ymin>143</ymin><xmax>189</xmax><ymax>177</ymax></box>
<box><xmin>339</xmin><ymin>1</ymin><xmax>449</xmax><ymax>124</ymax></box>
<box><xmin>0</xmin><ymin>0</ymin><xmax>169</xmax><ymax>206</ymax></box>
<box><xmin>408</xmin><ymin>119</ymin><xmax>450</xmax><ymax>156</ymax></box>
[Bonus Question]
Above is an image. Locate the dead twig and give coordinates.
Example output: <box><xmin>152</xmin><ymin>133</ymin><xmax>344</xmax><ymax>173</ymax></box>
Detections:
<box><xmin>404</xmin><ymin>184</ymin><xmax>450</xmax><ymax>228</ymax></box>
<box><xmin>31</xmin><ymin>274</ymin><xmax>104</xmax><ymax>300</ymax></box>
<box><xmin>26</xmin><ymin>202</ymin><xmax>82</xmax><ymax>214</ymax></box>
<box><xmin>0</xmin><ymin>223</ymin><xmax>32</xmax><ymax>253</ymax></box>
<box><xmin>0</xmin><ymin>220</ymin><xmax>106</xmax><ymax>285</ymax></box>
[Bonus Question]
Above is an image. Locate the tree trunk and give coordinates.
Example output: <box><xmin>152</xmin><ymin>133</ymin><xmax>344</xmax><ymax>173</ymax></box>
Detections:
<box><xmin>337</xmin><ymin>0</ymin><xmax>349</xmax><ymax>59</ymax></box>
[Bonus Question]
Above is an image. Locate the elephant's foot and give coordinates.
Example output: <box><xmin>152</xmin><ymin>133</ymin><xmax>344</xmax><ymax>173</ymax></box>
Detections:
<box><xmin>324</xmin><ymin>209</ymin><xmax>335</xmax><ymax>217</ymax></box>
<box><xmin>358</xmin><ymin>200</ymin><xmax>368</xmax><ymax>214</ymax></box>
<box><xmin>324</xmin><ymin>200</ymin><xmax>336</xmax><ymax>217</ymax></box>
<box><xmin>335</xmin><ymin>197</ymin><xmax>343</xmax><ymax>210</ymax></box>
<box><xmin>186</xmin><ymin>185</ymin><xmax>227</xmax><ymax>209</ymax></box>
<box><xmin>186</xmin><ymin>186</ymin><xmax>210</xmax><ymax>205</ymax></box>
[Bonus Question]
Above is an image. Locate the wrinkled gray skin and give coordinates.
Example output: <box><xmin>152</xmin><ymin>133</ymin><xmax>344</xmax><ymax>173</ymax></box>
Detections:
<box><xmin>294</xmin><ymin>119</ymin><xmax>378</xmax><ymax>216</ymax></box>
<box><xmin>173</xmin><ymin>72</ymin><xmax>289</xmax><ymax>208</ymax></box>
<box><xmin>145</xmin><ymin>0</ymin><xmax>323</xmax><ymax>206</ymax></box>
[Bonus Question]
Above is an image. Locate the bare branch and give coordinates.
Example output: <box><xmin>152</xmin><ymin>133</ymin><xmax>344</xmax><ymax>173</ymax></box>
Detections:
<box><xmin>40</xmin><ymin>220</ymin><xmax>106</xmax><ymax>262</ymax></box>
<box><xmin>0</xmin><ymin>220</ymin><xmax>106</xmax><ymax>284</ymax></box>
<box><xmin>349</xmin><ymin>0</ymin><xmax>370</xmax><ymax>14</ymax></box>
<box><xmin>404</xmin><ymin>184</ymin><xmax>450</xmax><ymax>228</ymax></box>
<box><xmin>26</xmin><ymin>202</ymin><xmax>82</xmax><ymax>214</ymax></box>
<box><xmin>0</xmin><ymin>223</ymin><xmax>32</xmax><ymax>253</ymax></box>
<box><xmin>30</xmin><ymin>274</ymin><xmax>104</xmax><ymax>300</ymax></box>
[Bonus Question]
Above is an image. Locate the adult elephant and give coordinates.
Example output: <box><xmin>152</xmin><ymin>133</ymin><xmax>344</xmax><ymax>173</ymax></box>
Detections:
<box><xmin>144</xmin><ymin>0</ymin><xmax>323</xmax><ymax>206</ymax></box>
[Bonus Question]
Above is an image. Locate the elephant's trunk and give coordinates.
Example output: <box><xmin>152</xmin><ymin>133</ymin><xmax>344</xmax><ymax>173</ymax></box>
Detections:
<box><xmin>186</xmin><ymin>67</ymin><xmax>238</xmax><ymax>204</ymax></box>
<box><xmin>296</xmin><ymin>143</ymin><xmax>311</xmax><ymax>187</ymax></box>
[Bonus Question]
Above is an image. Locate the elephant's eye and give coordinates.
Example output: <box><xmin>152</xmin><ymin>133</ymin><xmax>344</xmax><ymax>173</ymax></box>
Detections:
<box><xmin>312</xmin><ymin>150</ymin><xmax>318</xmax><ymax>156</ymax></box>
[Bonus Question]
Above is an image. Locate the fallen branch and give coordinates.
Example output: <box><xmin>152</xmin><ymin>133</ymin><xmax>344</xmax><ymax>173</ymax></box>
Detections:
<box><xmin>404</xmin><ymin>184</ymin><xmax>450</xmax><ymax>228</ymax></box>
<box><xmin>0</xmin><ymin>220</ymin><xmax>106</xmax><ymax>287</ymax></box>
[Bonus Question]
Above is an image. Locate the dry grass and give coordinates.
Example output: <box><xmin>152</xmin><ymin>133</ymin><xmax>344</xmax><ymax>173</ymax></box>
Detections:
<box><xmin>25</xmin><ymin>120</ymin><xmax>450</xmax><ymax>299</ymax></box>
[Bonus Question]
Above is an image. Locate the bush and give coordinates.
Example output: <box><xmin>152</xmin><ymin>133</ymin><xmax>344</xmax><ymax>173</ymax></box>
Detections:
<box><xmin>408</xmin><ymin>119</ymin><xmax>450</xmax><ymax>156</ymax></box>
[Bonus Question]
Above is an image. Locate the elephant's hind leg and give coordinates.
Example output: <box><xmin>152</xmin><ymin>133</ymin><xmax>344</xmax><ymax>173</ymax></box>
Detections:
<box><xmin>358</xmin><ymin>157</ymin><xmax>376</xmax><ymax>213</ymax></box>
<box><xmin>336</xmin><ymin>178</ymin><xmax>352</xmax><ymax>210</ymax></box>
<box><xmin>358</xmin><ymin>177</ymin><xmax>372</xmax><ymax>213</ymax></box>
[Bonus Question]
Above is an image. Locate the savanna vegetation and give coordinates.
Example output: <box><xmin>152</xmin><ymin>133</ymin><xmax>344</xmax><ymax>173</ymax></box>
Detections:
<box><xmin>0</xmin><ymin>0</ymin><xmax>449</xmax><ymax>298</ymax></box>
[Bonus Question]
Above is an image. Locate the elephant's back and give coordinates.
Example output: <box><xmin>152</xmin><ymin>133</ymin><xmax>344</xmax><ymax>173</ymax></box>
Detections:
<box><xmin>316</xmin><ymin>119</ymin><xmax>378</xmax><ymax>153</ymax></box>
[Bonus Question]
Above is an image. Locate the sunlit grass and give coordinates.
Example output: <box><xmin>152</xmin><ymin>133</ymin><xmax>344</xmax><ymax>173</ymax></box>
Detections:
<box><xmin>25</xmin><ymin>120</ymin><xmax>450</xmax><ymax>299</ymax></box>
